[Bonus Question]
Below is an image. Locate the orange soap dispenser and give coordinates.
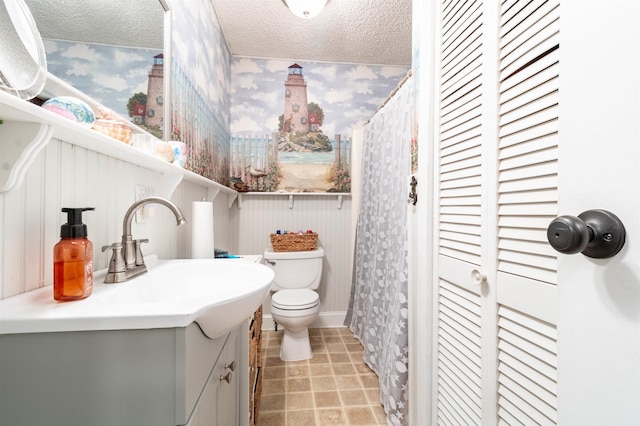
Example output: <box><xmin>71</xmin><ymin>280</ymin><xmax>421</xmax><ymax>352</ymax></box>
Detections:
<box><xmin>53</xmin><ymin>207</ymin><xmax>95</xmax><ymax>301</ymax></box>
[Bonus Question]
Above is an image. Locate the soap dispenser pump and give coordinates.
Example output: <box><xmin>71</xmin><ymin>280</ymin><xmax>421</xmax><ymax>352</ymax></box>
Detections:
<box><xmin>53</xmin><ymin>207</ymin><xmax>95</xmax><ymax>301</ymax></box>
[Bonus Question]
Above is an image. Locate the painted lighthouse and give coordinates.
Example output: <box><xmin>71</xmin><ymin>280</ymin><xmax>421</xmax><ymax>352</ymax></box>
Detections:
<box><xmin>282</xmin><ymin>63</ymin><xmax>309</xmax><ymax>134</ymax></box>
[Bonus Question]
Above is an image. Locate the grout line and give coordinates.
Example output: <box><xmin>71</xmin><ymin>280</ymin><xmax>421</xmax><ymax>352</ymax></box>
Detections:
<box><xmin>258</xmin><ymin>328</ymin><xmax>386</xmax><ymax>425</ymax></box>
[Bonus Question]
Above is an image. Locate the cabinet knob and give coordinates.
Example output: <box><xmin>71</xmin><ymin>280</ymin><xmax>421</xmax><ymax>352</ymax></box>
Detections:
<box><xmin>220</xmin><ymin>371</ymin><xmax>233</xmax><ymax>384</ymax></box>
<box><xmin>225</xmin><ymin>361</ymin><xmax>236</xmax><ymax>372</ymax></box>
<box><xmin>547</xmin><ymin>209</ymin><xmax>625</xmax><ymax>258</ymax></box>
<box><xmin>470</xmin><ymin>269</ymin><xmax>486</xmax><ymax>285</ymax></box>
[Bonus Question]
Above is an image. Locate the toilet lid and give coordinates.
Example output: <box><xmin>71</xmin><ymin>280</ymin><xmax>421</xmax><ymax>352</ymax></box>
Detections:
<box><xmin>272</xmin><ymin>289</ymin><xmax>319</xmax><ymax>310</ymax></box>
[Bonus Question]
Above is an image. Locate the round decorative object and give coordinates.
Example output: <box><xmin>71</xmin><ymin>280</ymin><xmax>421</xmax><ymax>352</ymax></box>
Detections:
<box><xmin>155</xmin><ymin>141</ymin><xmax>175</xmax><ymax>162</ymax></box>
<box><xmin>42</xmin><ymin>96</ymin><xmax>96</xmax><ymax>127</ymax></box>
<box><xmin>168</xmin><ymin>141</ymin><xmax>188</xmax><ymax>167</ymax></box>
<box><xmin>92</xmin><ymin>119</ymin><xmax>133</xmax><ymax>144</ymax></box>
<box><xmin>0</xmin><ymin>0</ymin><xmax>47</xmax><ymax>100</ymax></box>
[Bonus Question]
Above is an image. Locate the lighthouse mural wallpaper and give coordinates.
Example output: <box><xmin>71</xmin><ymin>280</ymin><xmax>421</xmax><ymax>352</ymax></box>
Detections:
<box><xmin>230</xmin><ymin>58</ymin><xmax>409</xmax><ymax>193</ymax></box>
<box><xmin>39</xmin><ymin>0</ymin><xmax>410</xmax><ymax>193</ymax></box>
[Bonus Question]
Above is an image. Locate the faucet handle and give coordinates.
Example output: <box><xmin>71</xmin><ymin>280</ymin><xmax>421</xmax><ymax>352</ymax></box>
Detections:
<box><xmin>134</xmin><ymin>239</ymin><xmax>149</xmax><ymax>266</ymax></box>
<box><xmin>101</xmin><ymin>243</ymin><xmax>126</xmax><ymax>275</ymax></box>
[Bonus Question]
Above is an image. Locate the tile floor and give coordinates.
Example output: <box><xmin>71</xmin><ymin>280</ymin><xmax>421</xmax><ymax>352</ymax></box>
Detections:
<box><xmin>257</xmin><ymin>328</ymin><xmax>387</xmax><ymax>426</ymax></box>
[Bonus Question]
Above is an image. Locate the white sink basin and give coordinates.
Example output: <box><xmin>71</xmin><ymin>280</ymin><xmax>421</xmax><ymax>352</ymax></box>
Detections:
<box><xmin>0</xmin><ymin>256</ymin><xmax>274</xmax><ymax>338</ymax></box>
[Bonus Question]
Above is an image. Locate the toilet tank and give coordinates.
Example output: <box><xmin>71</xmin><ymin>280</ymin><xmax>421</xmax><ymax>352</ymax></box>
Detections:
<box><xmin>263</xmin><ymin>247</ymin><xmax>324</xmax><ymax>291</ymax></box>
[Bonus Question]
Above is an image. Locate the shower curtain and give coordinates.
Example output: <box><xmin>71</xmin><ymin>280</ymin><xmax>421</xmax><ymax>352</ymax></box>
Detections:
<box><xmin>346</xmin><ymin>76</ymin><xmax>412</xmax><ymax>425</ymax></box>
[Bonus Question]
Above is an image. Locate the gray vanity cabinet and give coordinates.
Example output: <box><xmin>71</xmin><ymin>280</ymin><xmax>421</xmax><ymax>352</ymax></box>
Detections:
<box><xmin>0</xmin><ymin>323</ymin><xmax>243</xmax><ymax>426</ymax></box>
<box><xmin>186</xmin><ymin>328</ymin><xmax>239</xmax><ymax>426</ymax></box>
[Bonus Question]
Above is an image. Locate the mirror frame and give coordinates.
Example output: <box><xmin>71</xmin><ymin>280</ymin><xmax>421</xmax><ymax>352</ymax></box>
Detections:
<box><xmin>160</xmin><ymin>0</ymin><xmax>172</xmax><ymax>141</ymax></box>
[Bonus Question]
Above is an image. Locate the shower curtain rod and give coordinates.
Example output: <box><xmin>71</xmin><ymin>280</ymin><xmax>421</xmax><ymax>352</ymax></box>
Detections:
<box><xmin>364</xmin><ymin>69</ymin><xmax>413</xmax><ymax>125</ymax></box>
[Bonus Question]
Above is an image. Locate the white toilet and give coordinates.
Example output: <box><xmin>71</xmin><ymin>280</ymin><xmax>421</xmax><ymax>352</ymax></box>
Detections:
<box><xmin>263</xmin><ymin>247</ymin><xmax>324</xmax><ymax>361</ymax></box>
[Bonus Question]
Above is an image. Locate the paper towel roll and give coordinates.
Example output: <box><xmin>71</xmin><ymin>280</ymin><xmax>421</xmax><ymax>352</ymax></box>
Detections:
<box><xmin>191</xmin><ymin>201</ymin><xmax>215</xmax><ymax>259</ymax></box>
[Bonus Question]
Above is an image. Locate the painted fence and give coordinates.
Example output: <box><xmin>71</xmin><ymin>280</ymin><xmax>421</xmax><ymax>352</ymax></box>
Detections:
<box><xmin>230</xmin><ymin>134</ymin><xmax>352</xmax><ymax>193</ymax></box>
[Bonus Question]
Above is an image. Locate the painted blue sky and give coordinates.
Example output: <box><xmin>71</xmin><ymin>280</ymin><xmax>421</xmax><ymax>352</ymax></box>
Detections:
<box><xmin>171</xmin><ymin>0</ymin><xmax>231</xmax><ymax>129</ymax></box>
<box><xmin>230</xmin><ymin>58</ymin><xmax>410</xmax><ymax>138</ymax></box>
<box><xmin>43</xmin><ymin>39</ymin><xmax>161</xmax><ymax>119</ymax></box>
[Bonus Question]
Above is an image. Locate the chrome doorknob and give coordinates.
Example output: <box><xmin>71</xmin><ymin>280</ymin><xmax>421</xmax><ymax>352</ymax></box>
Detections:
<box><xmin>547</xmin><ymin>209</ymin><xmax>625</xmax><ymax>258</ymax></box>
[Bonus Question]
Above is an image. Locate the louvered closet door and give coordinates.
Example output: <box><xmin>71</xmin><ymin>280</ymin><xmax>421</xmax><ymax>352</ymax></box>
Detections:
<box><xmin>435</xmin><ymin>1</ymin><xmax>560</xmax><ymax>424</ymax></box>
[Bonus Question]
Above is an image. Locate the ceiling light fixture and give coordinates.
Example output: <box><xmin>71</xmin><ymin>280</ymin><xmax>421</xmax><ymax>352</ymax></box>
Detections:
<box><xmin>282</xmin><ymin>0</ymin><xmax>328</xmax><ymax>19</ymax></box>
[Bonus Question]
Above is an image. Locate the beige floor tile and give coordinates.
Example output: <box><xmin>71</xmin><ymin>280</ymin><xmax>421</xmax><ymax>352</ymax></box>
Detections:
<box><xmin>264</xmin><ymin>356</ymin><xmax>285</xmax><ymax>367</ymax></box>
<box><xmin>346</xmin><ymin>343</ymin><xmax>365</xmax><ymax>352</ymax></box>
<box><xmin>263</xmin><ymin>378</ymin><xmax>285</xmax><ymax>394</ymax></box>
<box><xmin>310</xmin><ymin>335</ymin><xmax>324</xmax><ymax>344</ymax></box>
<box><xmin>287</xmin><ymin>377</ymin><xmax>311</xmax><ymax>392</ymax></box>
<box><xmin>309</xmin><ymin>328</ymin><xmax>323</xmax><ymax>336</ymax></box>
<box><xmin>314</xmin><ymin>391</ymin><xmax>342</xmax><ymax>408</ymax></box>
<box><xmin>287</xmin><ymin>364</ymin><xmax>310</xmax><ymax>378</ymax></box>
<box><xmin>364</xmin><ymin>388</ymin><xmax>381</xmax><ymax>405</ymax></box>
<box><xmin>260</xmin><ymin>394</ymin><xmax>286</xmax><ymax>412</ymax></box>
<box><xmin>359</xmin><ymin>372</ymin><xmax>380</xmax><ymax>389</ymax></box>
<box><xmin>308</xmin><ymin>353</ymin><xmax>330</xmax><ymax>364</ymax></box>
<box><xmin>263</xmin><ymin>366</ymin><xmax>286</xmax><ymax>380</ymax></box>
<box><xmin>341</xmin><ymin>335</ymin><xmax>361</xmax><ymax>345</ymax></box>
<box><xmin>309</xmin><ymin>363</ymin><xmax>333</xmax><ymax>376</ymax></box>
<box><xmin>371</xmin><ymin>403</ymin><xmax>387</xmax><ymax>423</ymax></box>
<box><xmin>287</xmin><ymin>409</ymin><xmax>317</xmax><ymax>425</ymax></box>
<box><xmin>329</xmin><ymin>352</ymin><xmax>351</xmax><ymax>363</ymax></box>
<box><xmin>265</xmin><ymin>347</ymin><xmax>280</xmax><ymax>357</ymax></box>
<box><xmin>321</xmin><ymin>328</ymin><xmax>341</xmax><ymax>336</ymax></box>
<box><xmin>344</xmin><ymin>406</ymin><xmax>377</xmax><ymax>425</ymax></box>
<box><xmin>354</xmin><ymin>360</ymin><xmax>374</xmax><ymax>374</ymax></box>
<box><xmin>339</xmin><ymin>389</ymin><xmax>369</xmax><ymax>406</ymax></box>
<box><xmin>316</xmin><ymin>408</ymin><xmax>348</xmax><ymax>426</ymax></box>
<box><xmin>311</xmin><ymin>343</ymin><xmax>327</xmax><ymax>352</ymax></box>
<box><xmin>326</xmin><ymin>342</ymin><xmax>348</xmax><ymax>352</ymax></box>
<box><xmin>323</xmin><ymin>335</ymin><xmax>343</xmax><ymax>344</ymax></box>
<box><xmin>311</xmin><ymin>375</ymin><xmax>337</xmax><ymax>391</ymax></box>
<box><xmin>332</xmin><ymin>363</ymin><xmax>356</xmax><ymax>376</ymax></box>
<box><xmin>287</xmin><ymin>392</ymin><xmax>314</xmax><ymax>410</ymax></box>
<box><xmin>335</xmin><ymin>375</ymin><xmax>362</xmax><ymax>390</ymax></box>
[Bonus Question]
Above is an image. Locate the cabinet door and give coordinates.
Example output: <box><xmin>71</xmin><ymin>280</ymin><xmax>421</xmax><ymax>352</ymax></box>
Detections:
<box><xmin>217</xmin><ymin>329</ymin><xmax>239</xmax><ymax>425</ymax></box>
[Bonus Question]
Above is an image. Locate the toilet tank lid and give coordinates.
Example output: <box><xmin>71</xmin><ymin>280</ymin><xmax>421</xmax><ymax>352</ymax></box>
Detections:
<box><xmin>263</xmin><ymin>247</ymin><xmax>324</xmax><ymax>260</ymax></box>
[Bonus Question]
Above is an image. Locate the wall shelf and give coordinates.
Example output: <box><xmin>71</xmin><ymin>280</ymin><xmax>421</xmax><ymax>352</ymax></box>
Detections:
<box><xmin>0</xmin><ymin>89</ymin><xmax>236</xmax><ymax>200</ymax></box>
<box><xmin>236</xmin><ymin>192</ymin><xmax>350</xmax><ymax>209</ymax></box>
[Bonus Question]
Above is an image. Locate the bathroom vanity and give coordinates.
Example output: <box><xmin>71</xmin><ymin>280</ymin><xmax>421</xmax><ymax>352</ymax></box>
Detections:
<box><xmin>0</xmin><ymin>256</ymin><xmax>272</xmax><ymax>426</ymax></box>
<box><xmin>0</xmin><ymin>323</ymin><xmax>243</xmax><ymax>426</ymax></box>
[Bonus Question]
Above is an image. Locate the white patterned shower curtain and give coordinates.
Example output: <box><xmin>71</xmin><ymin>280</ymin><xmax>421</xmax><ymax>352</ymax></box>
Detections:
<box><xmin>346</xmin><ymin>77</ymin><xmax>412</xmax><ymax>425</ymax></box>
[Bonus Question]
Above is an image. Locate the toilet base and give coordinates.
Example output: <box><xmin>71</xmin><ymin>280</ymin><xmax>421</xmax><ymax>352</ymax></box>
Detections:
<box><xmin>280</xmin><ymin>328</ymin><xmax>312</xmax><ymax>361</ymax></box>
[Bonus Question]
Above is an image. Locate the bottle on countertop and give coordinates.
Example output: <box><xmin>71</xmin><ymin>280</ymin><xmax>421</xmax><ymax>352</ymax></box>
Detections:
<box><xmin>53</xmin><ymin>207</ymin><xmax>95</xmax><ymax>301</ymax></box>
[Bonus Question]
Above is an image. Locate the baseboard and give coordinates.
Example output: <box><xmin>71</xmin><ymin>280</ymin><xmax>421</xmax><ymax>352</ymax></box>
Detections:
<box><xmin>262</xmin><ymin>311</ymin><xmax>348</xmax><ymax>331</ymax></box>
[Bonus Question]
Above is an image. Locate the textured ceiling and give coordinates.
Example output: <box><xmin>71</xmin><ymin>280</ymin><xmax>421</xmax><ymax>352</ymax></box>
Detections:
<box><xmin>25</xmin><ymin>0</ymin><xmax>165</xmax><ymax>49</ymax></box>
<box><xmin>212</xmin><ymin>0</ymin><xmax>413</xmax><ymax>66</ymax></box>
<box><xmin>25</xmin><ymin>0</ymin><xmax>412</xmax><ymax>67</ymax></box>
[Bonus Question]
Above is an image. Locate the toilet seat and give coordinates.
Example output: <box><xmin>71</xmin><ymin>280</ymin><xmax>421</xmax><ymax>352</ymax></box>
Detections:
<box><xmin>272</xmin><ymin>289</ymin><xmax>319</xmax><ymax>310</ymax></box>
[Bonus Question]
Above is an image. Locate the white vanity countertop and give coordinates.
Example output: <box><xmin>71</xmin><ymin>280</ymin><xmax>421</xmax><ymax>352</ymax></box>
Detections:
<box><xmin>0</xmin><ymin>255</ymin><xmax>268</xmax><ymax>336</ymax></box>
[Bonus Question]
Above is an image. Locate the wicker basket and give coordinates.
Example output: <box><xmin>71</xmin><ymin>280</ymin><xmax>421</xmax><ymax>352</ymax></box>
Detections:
<box><xmin>269</xmin><ymin>232</ymin><xmax>318</xmax><ymax>252</ymax></box>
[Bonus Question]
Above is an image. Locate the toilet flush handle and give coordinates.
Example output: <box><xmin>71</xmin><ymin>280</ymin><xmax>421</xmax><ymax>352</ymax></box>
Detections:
<box><xmin>265</xmin><ymin>259</ymin><xmax>276</xmax><ymax>266</ymax></box>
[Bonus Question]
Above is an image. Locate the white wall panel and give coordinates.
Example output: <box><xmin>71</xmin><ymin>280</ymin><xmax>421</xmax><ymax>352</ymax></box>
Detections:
<box><xmin>0</xmin><ymin>138</ymin><xmax>232</xmax><ymax>299</ymax></box>
<box><xmin>234</xmin><ymin>194</ymin><xmax>352</xmax><ymax>318</ymax></box>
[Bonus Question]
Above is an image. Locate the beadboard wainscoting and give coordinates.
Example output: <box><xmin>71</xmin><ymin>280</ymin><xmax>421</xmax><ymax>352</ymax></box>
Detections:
<box><xmin>231</xmin><ymin>193</ymin><xmax>353</xmax><ymax>328</ymax></box>
<box><xmin>0</xmin><ymin>137</ymin><xmax>235</xmax><ymax>299</ymax></box>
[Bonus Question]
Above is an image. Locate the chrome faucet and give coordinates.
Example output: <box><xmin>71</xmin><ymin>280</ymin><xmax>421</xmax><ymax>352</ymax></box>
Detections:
<box><xmin>102</xmin><ymin>197</ymin><xmax>187</xmax><ymax>283</ymax></box>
